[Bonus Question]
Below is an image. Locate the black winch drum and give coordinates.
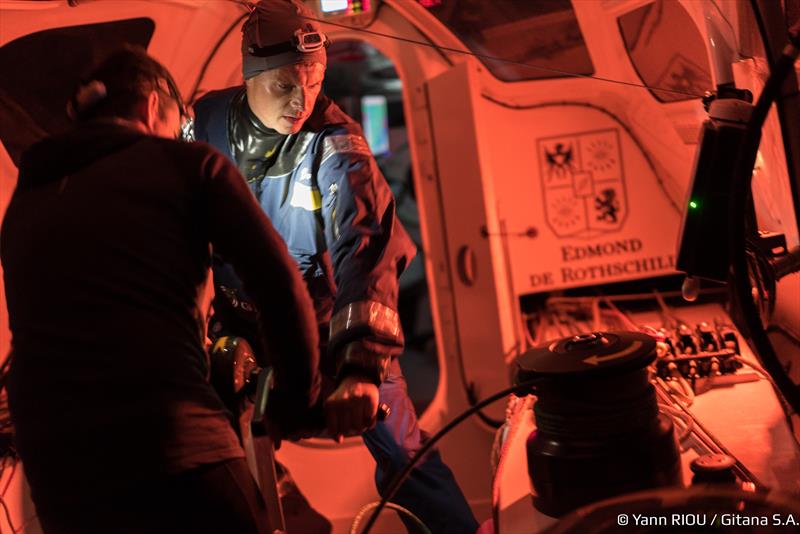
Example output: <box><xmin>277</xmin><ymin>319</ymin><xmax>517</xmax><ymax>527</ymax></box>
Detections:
<box><xmin>513</xmin><ymin>331</ymin><xmax>682</xmax><ymax>517</ymax></box>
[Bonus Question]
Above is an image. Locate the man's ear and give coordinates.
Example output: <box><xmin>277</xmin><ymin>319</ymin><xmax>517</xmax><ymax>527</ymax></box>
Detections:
<box><xmin>145</xmin><ymin>90</ymin><xmax>160</xmax><ymax>132</ymax></box>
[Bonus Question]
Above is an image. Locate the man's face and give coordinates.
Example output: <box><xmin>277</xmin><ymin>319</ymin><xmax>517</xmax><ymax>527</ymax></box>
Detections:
<box><xmin>245</xmin><ymin>62</ymin><xmax>326</xmax><ymax>134</ymax></box>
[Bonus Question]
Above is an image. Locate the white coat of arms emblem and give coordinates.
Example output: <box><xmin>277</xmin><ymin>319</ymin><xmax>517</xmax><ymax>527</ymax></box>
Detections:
<box><xmin>538</xmin><ymin>129</ymin><xmax>627</xmax><ymax>238</ymax></box>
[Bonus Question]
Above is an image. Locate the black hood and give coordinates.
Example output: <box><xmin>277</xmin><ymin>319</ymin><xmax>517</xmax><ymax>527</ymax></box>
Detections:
<box><xmin>0</xmin><ymin>18</ymin><xmax>155</xmax><ymax>167</ymax></box>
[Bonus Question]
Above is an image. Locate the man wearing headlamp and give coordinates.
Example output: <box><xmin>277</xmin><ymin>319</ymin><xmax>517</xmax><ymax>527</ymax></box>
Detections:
<box><xmin>192</xmin><ymin>0</ymin><xmax>477</xmax><ymax>531</ymax></box>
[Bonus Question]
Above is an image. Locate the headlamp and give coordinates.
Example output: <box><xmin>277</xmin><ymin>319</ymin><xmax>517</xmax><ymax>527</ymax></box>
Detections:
<box><xmin>294</xmin><ymin>28</ymin><xmax>327</xmax><ymax>52</ymax></box>
<box><xmin>248</xmin><ymin>27</ymin><xmax>329</xmax><ymax>57</ymax></box>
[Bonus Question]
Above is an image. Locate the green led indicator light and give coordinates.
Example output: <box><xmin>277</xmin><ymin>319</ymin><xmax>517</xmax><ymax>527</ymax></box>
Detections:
<box><xmin>689</xmin><ymin>200</ymin><xmax>698</xmax><ymax>209</ymax></box>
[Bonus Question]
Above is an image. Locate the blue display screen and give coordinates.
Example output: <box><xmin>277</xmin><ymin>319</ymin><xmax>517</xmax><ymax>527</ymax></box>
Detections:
<box><xmin>361</xmin><ymin>95</ymin><xmax>390</xmax><ymax>156</ymax></box>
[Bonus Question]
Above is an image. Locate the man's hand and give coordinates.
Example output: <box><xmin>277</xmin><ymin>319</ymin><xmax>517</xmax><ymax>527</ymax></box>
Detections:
<box><xmin>324</xmin><ymin>374</ymin><xmax>380</xmax><ymax>443</ymax></box>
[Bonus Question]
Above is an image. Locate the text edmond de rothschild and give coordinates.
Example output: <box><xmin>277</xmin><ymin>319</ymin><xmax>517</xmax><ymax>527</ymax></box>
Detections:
<box><xmin>529</xmin><ymin>238</ymin><xmax>675</xmax><ymax>288</ymax></box>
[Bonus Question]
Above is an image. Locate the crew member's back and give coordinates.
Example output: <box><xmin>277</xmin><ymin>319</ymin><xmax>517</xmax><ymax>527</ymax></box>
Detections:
<box><xmin>0</xmin><ymin>47</ymin><xmax>321</xmax><ymax>534</ymax></box>
<box><xmin>2</xmin><ymin>125</ymin><xmax>243</xmax><ymax>488</ymax></box>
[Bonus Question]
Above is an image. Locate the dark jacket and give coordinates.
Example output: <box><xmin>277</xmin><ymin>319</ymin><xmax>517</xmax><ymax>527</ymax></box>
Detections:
<box><xmin>194</xmin><ymin>88</ymin><xmax>415</xmax><ymax>384</ymax></box>
<box><xmin>1</xmin><ymin>120</ymin><xmax>320</xmax><ymax>491</ymax></box>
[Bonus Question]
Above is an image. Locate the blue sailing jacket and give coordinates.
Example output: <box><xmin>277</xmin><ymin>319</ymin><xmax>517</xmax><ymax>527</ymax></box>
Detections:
<box><xmin>194</xmin><ymin>87</ymin><xmax>414</xmax><ymax>380</ymax></box>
